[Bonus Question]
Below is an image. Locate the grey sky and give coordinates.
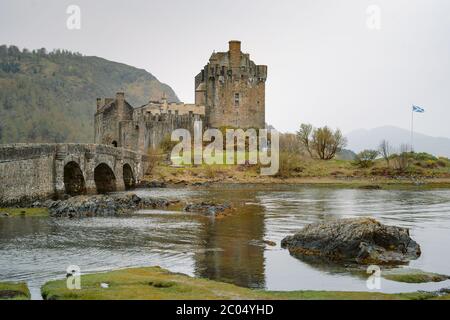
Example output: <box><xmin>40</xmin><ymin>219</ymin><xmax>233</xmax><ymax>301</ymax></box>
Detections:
<box><xmin>1</xmin><ymin>0</ymin><xmax>449</xmax><ymax>137</ymax></box>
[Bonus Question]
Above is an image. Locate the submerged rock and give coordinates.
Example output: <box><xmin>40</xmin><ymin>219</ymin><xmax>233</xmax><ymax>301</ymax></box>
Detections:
<box><xmin>281</xmin><ymin>218</ymin><xmax>421</xmax><ymax>265</ymax></box>
<box><xmin>358</xmin><ymin>185</ymin><xmax>382</xmax><ymax>190</ymax></box>
<box><xmin>184</xmin><ymin>202</ymin><xmax>232</xmax><ymax>217</ymax></box>
<box><xmin>0</xmin><ymin>211</ymin><xmax>10</xmax><ymax>217</ymax></box>
<box><xmin>136</xmin><ymin>180</ymin><xmax>167</xmax><ymax>188</ymax></box>
<box><xmin>382</xmin><ymin>268</ymin><xmax>450</xmax><ymax>283</ymax></box>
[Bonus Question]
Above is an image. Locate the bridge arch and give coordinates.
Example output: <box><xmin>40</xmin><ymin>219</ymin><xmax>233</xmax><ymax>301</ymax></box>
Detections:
<box><xmin>64</xmin><ymin>161</ymin><xmax>86</xmax><ymax>196</ymax></box>
<box><xmin>94</xmin><ymin>163</ymin><xmax>116</xmax><ymax>194</ymax></box>
<box><xmin>123</xmin><ymin>163</ymin><xmax>135</xmax><ymax>190</ymax></box>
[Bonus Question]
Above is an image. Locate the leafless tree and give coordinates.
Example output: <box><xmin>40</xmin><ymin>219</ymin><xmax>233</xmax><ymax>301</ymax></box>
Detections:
<box><xmin>279</xmin><ymin>133</ymin><xmax>302</xmax><ymax>153</ymax></box>
<box><xmin>296</xmin><ymin>123</ymin><xmax>313</xmax><ymax>157</ymax></box>
<box><xmin>392</xmin><ymin>144</ymin><xmax>410</xmax><ymax>172</ymax></box>
<box><xmin>379</xmin><ymin>139</ymin><xmax>392</xmax><ymax>166</ymax></box>
<box><xmin>297</xmin><ymin>123</ymin><xmax>347</xmax><ymax>160</ymax></box>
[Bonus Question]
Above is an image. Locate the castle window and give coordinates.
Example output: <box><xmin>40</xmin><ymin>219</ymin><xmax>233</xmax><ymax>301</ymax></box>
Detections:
<box><xmin>234</xmin><ymin>93</ymin><xmax>240</xmax><ymax>107</ymax></box>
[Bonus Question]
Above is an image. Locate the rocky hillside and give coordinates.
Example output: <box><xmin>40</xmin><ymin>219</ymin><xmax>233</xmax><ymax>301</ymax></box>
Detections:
<box><xmin>0</xmin><ymin>45</ymin><xmax>179</xmax><ymax>144</ymax></box>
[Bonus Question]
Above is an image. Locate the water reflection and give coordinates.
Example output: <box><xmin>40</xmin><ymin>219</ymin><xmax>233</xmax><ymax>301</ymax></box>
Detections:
<box><xmin>1</xmin><ymin>185</ymin><xmax>450</xmax><ymax>299</ymax></box>
<box><xmin>194</xmin><ymin>204</ymin><xmax>266</xmax><ymax>288</ymax></box>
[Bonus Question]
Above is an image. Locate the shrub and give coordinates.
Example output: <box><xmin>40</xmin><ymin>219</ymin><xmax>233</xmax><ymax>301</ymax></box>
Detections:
<box><xmin>437</xmin><ymin>158</ymin><xmax>449</xmax><ymax>167</ymax></box>
<box><xmin>159</xmin><ymin>135</ymin><xmax>178</xmax><ymax>153</ymax></box>
<box><xmin>392</xmin><ymin>145</ymin><xmax>411</xmax><ymax>172</ymax></box>
<box><xmin>204</xmin><ymin>166</ymin><xmax>224</xmax><ymax>179</ymax></box>
<box><xmin>297</xmin><ymin>123</ymin><xmax>347</xmax><ymax>160</ymax></box>
<box><xmin>145</xmin><ymin>149</ymin><xmax>160</xmax><ymax>175</ymax></box>
<box><xmin>353</xmin><ymin>150</ymin><xmax>379</xmax><ymax>168</ymax></box>
<box><xmin>274</xmin><ymin>152</ymin><xmax>303</xmax><ymax>178</ymax></box>
<box><xmin>411</xmin><ymin>152</ymin><xmax>437</xmax><ymax>161</ymax></box>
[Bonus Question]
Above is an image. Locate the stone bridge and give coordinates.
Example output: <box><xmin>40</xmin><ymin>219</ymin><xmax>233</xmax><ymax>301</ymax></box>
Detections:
<box><xmin>0</xmin><ymin>143</ymin><xmax>149</xmax><ymax>206</ymax></box>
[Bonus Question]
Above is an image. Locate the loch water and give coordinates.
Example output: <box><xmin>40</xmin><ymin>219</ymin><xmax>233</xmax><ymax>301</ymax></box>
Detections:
<box><xmin>1</xmin><ymin>185</ymin><xmax>450</xmax><ymax>299</ymax></box>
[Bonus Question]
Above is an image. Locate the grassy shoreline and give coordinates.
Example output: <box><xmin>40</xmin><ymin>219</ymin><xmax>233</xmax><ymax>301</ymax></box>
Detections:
<box><xmin>41</xmin><ymin>266</ymin><xmax>450</xmax><ymax>300</ymax></box>
<box><xmin>0</xmin><ymin>207</ymin><xmax>49</xmax><ymax>217</ymax></box>
<box><xmin>146</xmin><ymin>156</ymin><xmax>450</xmax><ymax>190</ymax></box>
<box><xmin>146</xmin><ymin>173</ymin><xmax>450</xmax><ymax>190</ymax></box>
<box><xmin>0</xmin><ymin>282</ymin><xmax>30</xmax><ymax>300</ymax></box>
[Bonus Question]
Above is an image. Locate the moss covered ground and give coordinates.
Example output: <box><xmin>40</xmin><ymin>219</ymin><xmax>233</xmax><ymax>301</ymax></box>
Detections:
<box><xmin>41</xmin><ymin>267</ymin><xmax>450</xmax><ymax>300</ymax></box>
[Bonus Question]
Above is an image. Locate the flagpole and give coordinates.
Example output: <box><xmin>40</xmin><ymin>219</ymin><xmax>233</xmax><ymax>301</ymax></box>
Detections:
<box><xmin>411</xmin><ymin>107</ymin><xmax>414</xmax><ymax>152</ymax></box>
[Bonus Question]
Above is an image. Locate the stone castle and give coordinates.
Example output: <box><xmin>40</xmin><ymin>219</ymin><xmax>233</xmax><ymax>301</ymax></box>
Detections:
<box><xmin>94</xmin><ymin>41</ymin><xmax>267</xmax><ymax>154</ymax></box>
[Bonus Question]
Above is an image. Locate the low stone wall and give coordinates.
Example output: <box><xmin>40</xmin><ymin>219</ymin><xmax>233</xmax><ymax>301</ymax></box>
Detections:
<box><xmin>0</xmin><ymin>144</ymin><xmax>57</xmax><ymax>205</ymax></box>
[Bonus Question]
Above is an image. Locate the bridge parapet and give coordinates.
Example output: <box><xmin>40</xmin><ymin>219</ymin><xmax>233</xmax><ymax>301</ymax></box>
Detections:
<box><xmin>0</xmin><ymin>143</ymin><xmax>148</xmax><ymax>206</ymax></box>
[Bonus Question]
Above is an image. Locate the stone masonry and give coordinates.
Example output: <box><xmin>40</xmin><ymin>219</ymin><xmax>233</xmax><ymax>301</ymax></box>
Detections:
<box><xmin>95</xmin><ymin>41</ymin><xmax>267</xmax><ymax>154</ymax></box>
<box><xmin>0</xmin><ymin>143</ymin><xmax>148</xmax><ymax>206</ymax></box>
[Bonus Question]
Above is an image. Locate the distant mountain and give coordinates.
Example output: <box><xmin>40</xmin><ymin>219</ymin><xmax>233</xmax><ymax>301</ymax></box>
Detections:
<box><xmin>0</xmin><ymin>45</ymin><xmax>179</xmax><ymax>144</ymax></box>
<box><xmin>336</xmin><ymin>149</ymin><xmax>357</xmax><ymax>161</ymax></box>
<box><xmin>346</xmin><ymin>126</ymin><xmax>450</xmax><ymax>158</ymax></box>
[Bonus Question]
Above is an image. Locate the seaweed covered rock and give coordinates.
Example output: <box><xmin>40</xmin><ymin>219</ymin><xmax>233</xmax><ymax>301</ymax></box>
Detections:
<box><xmin>281</xmin><ymin>218</ymin><xmax>421</xmax><ymax>265</ymax></box>
<box><xmin>44</xmin><ymin>193</ymin><xmax>172</xmax><ymax>218</ymax></box>
<box><xmin>184</xmin><ymin>202</ymin><xmax>232</xmax><ymax>217</ymax></box>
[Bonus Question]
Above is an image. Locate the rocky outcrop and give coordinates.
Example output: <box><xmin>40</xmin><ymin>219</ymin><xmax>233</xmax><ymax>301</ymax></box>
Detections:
<box><xmin>281</xmin><ymin>218</ymin><xmax>421</xmax><ymax>265</ymax></box>
<box><xmin>184</xmin><ymin>202</ymin><xmax>232</xmax><ymax>217</ymax></box>
<box><xmin>32</xmin><ymin>193</ymin><xmax>173</xmax><ymax>218</ymax></box>
<box><xmin>135</xmin><ymin>180</ymin><xmax>167</xmax><ymax>188</ymax></box>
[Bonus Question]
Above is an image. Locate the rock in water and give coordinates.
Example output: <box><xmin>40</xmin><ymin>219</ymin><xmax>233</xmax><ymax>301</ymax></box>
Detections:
<box><xmin>281</xmin><ymin>218</ymin><xmax>421</xmax><ymax>265</ymax></box>
<box><xmin>47</xmin><ymin>193</ymin><xmax>172</xmax><ymax>217</ymax></box>
<box><xmin>184</xmin><ymin>202</ymin><xmax>232</xmax><ymax>217</ymax></box>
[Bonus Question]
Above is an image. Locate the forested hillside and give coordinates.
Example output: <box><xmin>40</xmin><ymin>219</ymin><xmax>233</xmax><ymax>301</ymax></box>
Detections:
<box><xmin>0</xmin><ymin>45</ymin><xmax>179</xmax><ymax>143</ymax></box>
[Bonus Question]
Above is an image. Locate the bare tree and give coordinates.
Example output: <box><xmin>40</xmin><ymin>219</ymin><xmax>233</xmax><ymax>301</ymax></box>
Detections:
<box><xmin>280</xmin><ymin>133</ymin><xmax>302</xmax><ymax>153</ymax></box>
<box><xmin>297</xmin><ymin>123</ymin><xmax>347</xmax><ymax>160</ymax></box>
<box><xmin>296</xmin><ymin>123</ymin><xmax>313</xmax><ymax>157</ymax></box>
<box><xmin>392</xmin><ymin>144</ymin><xmax>410</xmax><ymax>172</ymax></box>
<box><xmin>379</xmin><ymin>140</ymin><xmax>392</xmax><ymax>166</ymax></box>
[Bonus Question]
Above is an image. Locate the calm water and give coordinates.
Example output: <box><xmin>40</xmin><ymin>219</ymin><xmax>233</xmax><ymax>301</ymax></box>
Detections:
<box><xmin>1</xmin><ymin>185</ymin><xmax>450</xmax><ymax>299</ymax></box>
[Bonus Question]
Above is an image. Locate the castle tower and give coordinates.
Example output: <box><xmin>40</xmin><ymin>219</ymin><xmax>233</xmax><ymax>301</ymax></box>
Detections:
<box><xmin>195</xmin><ymin>40</ymin><xmax>267</xmax><ymax>129</ymax></box>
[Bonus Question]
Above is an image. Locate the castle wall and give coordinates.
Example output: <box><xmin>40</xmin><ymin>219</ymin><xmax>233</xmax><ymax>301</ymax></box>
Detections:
<box><xmin>139</xmin><ymin>113</ymin><xmax>201</xmax><ymax>151</ymax></box>
<box><xmin>95</xmin><ymin>93</ymin><xmax>134</xmax><ymax>148</ymax></box>
<box><xmin>94</xmin><ymin>41</ymin><xmax>265</xmax><ymax>154</ymax></box>
<box><xmin>95</xmin><ymin>103</ymin><xmax>119</xmax><ymax>146</ymax></box>
<box><xmin>198</xmin><ymin>41</ymin><xmax>267</xmax><ymax>129</ymax></box>
<box><xmin>0</xmin><ymin>144</ymin><xmax>56</xmax><ymax>205</ymax></box>
<box><xmin>208</xmin><ymin>76</ymin><xmax>265</xmax><ymax>129</ymax></box>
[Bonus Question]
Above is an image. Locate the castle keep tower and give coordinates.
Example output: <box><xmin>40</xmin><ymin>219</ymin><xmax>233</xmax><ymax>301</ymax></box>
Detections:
<box><xmin>195</xmin><ymin>41</ymin><xmax>267</xmax><ymax>129</ymax></box>
<box><xmin>94</xmin><ymin>41</ymin><xmax>266</xmax><ymax>154</ymax></box>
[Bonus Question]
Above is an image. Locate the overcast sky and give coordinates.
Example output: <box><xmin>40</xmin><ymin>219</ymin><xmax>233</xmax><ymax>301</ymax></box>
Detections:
<box><xmin>1</xmin><ymin>0</ymin><xmax>449</xmax><ymax>137</ymax></box>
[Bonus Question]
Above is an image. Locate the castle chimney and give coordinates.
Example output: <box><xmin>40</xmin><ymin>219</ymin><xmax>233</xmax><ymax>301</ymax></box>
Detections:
<box><xmin>116</xmin><ymin>92</ymin><xmax>125</xmax><ymax>101</ymax></box>
<box><xmin>229</xmin><ymin>40</ymin><xmax>241</xmax><ymax>68</ymax></box>
<box><xmin>116</xmin><ymin>92</ymin><xmax>125</xmax><ymax>119</ymax></box>
<box><xmin>96</xmin><ymin>98</ymin><xmax>102</xmax><ymax>111</ymax></box>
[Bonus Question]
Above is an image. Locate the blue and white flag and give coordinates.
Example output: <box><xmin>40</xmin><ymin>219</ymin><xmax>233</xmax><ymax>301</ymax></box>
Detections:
<box><xmin>412</xmin><ymin>105</ymin><xmax>425</xmax><ymax>113</ymax></box>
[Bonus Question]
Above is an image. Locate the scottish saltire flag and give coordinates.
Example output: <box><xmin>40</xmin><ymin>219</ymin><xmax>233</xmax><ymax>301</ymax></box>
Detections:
<box><xmin>412</xmin><ymin>105</ymin><xmax>425</xmax><ymax>113</ymax></box>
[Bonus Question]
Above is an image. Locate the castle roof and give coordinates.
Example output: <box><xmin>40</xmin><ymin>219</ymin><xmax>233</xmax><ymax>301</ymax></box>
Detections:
<box><xmin>195</xmin><ymin>82</ymin><xmax>206</xmax><ymax>91</ymax></box>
